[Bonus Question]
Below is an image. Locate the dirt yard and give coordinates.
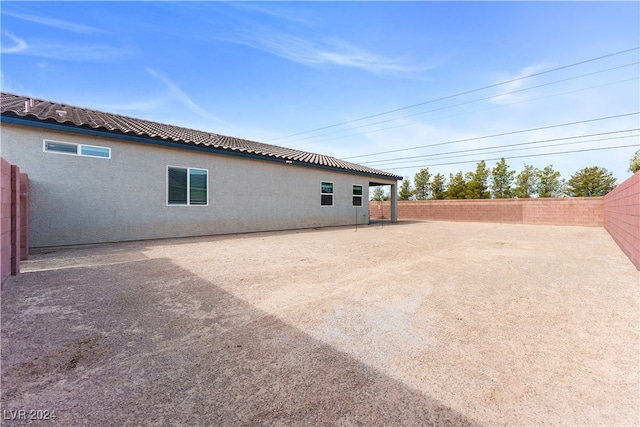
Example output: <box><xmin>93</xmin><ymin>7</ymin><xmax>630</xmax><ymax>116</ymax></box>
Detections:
<box><xmin>1</xmin><ymin>221</ymin><xmax>638</xmax><ymax>426</ymax></box>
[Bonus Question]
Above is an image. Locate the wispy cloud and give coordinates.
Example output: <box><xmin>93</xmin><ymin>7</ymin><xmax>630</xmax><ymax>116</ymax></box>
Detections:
<box><xmin>221</xmin><ymin>27</ymin><xmax>419</xmax><ymax>75</ymax></box>
<box><xmin>0</xmin><ymin>70</ymin><xmax>29</xmax><ymax>95</ymax></box>
<box><xmin>2</xmin><ymin>10</ymin><xmax>105</xmax><ymax>33</ymax></box>
<box><xmin>491</xmin><ymin>64</ymin><xmax>547</xmax><ymax>105</ymax></box>
<box><xmin>1</xmin><ymin>31</ymin><xmax>133</xmax><ymax>62</ymax></box>
<box><xmin>224</xmin><ymin>2</ymin><xmax>313</xmax><ymax>26</ymax></box>
<box><xmin>99</xmin><ymin>97</ymin><xmax>169</xmax><ymax>113</ymax></box>
<box><xmin>1</xmin><ymin>31</ymin><xmax>27</xmax><ymax>53</ymax></box>
<box><xmin>146</xmin><ymin>68</ymin><xmax>225</xmax><ymax>123</ymax></box>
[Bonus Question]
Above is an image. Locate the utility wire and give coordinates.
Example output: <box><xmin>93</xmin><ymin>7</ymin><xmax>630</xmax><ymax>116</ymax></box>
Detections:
<box><xmin>288</xmin><ymin>63</ymin><xmax>639</xmax><ymax>145</ymax></box>
<box><xmin>362</xmin><ymin>129</ymin><xmax>639</xmax><ymax>166</ymax></box>
<box><xmin>385</xmin><ymin>144</ymin><xmax>639</xmax><ymax>171</ymax></box>
<box><xmin>266</xmin><ymin>47</ymin><xmax>639</xmax><ymax>143</ymax></box>
<box><xmin>368</xmin><ymin>134</ymin><xmax>638</xmax><ymax>168</ymax></box>
<box><xmin>299</xmin><ymin>76</ymin><xmax>639</xmax><ymax>147</ymax></box>
<box><xmin>343</xmin><ymin>112</ymin><xmax>639</xmax><ymax>160</ymax></box>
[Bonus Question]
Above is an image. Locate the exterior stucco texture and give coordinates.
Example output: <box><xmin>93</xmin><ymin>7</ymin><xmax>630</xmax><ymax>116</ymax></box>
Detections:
<box><xmin>2</xmin><ymin>124</ymin><xmax>393</xmax><ymax>247</ymax></box>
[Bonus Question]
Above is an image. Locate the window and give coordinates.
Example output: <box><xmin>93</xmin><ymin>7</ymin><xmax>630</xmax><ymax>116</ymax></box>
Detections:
<box><xmin>321</xmin><ymin>181</ymin><xmax>333</xmax><ymax>206</ymax></box>
<box><xmin>44</xmin><ymin>140</ymin><xmax>110</xmax><ymax>159</ymax></box>
<box><xmin>167</xmin><ymin>167</ymin><xmax>208</xmax><ymax>206</ymax></box>
<box><xmin>353</xmin><ymin>185</ymin><xmax>363</xmax><ymax>206</ymax></box>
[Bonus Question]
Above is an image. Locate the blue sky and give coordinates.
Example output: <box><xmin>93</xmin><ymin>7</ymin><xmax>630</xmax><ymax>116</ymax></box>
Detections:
<box><xmin>1</xmin><ymin>1</ymin><xmax>639</xmax><ymax>187</ymax></box>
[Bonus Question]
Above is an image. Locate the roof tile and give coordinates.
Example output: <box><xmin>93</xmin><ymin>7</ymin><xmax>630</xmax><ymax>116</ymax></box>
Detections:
<box><xmin>1</xmin><ymin>92</ymin><xmax>402</xmax><ymax>180</ymax></box>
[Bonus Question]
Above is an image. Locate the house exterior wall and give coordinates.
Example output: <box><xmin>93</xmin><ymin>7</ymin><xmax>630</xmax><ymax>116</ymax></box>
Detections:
<box><xmin>1</xmin><ymin>124</ymin><xmax>388</xmax><ymax>247</ymax></box>
<box><xmin>604</xmin><ymin>171</ymin><xmax>640</xmax><ymax>270</ymax></box>
<box><xmin>370</xmin><ymin>198</ymin><xmax>605</xmax><ymax>226</ymax></box>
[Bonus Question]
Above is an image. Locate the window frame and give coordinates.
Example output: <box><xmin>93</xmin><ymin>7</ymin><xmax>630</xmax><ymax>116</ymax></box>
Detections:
<box><xmin>352</xmin><ymin>184</ymin><xmax>363</xmax><ymax>207</ymax></box>
<box><xmin>321</xmin><ymin>181</ymin><xmax>334</xmax><ymax>207</ymax></box>
<box><xmin>43</xmin><ymin>139</ymin><xmax>111</xmax><ymax>159</ymax></box>
<box><xmin>166</xmin><ymin>166</ymin><xmax>209</xmax><ymax>207</ymax></box>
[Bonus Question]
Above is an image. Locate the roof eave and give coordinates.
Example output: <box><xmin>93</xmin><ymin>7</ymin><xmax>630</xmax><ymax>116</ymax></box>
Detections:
<box><xmin>0</xmin><ymin>114</ymin><xmax>402</xmax><ymax>181</ymax></box>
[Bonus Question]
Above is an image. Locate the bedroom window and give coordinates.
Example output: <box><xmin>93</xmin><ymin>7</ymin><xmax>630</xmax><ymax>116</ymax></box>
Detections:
<box><xmin>352</xmin><ymin>185</ymin><xmax>363</xmax><ymax>206</ymax></box>
<box><xmin>44</xmin><ymin>140</ymin><xmax>110</xmax><ymax>159</ymax></box>
<box><xmin>167</xmin><ymin>167</ymin><xmax>208</xmax><ymax>206</ymax></box>
<box><xmin>321</xmin><ymin>181</ymin><xmax>333</xmax><ymax>206</ymax></box>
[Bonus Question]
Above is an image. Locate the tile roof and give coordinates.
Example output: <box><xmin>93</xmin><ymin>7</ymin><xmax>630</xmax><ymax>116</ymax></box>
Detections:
<box><xmin>1</xmin><ymin>92</ymin><xmax>402</xmax><ymax>180</ymax></box>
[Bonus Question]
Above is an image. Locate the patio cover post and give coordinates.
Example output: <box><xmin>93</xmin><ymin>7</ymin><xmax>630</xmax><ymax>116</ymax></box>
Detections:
<box><xmin>390</xmin><ymin>183</ymin><xmax>398</xmax><ymax>222</ymax></box>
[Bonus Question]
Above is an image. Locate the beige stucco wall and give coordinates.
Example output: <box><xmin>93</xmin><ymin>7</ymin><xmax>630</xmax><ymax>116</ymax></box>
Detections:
<box><xmin>1</xmin><ymin>123</ymin><xmax>396</xmax><ymax>247</ymax></box>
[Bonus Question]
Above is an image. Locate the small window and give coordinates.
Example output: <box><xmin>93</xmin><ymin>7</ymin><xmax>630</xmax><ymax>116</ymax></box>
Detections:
<box><xmin>168</xmin><ymin>166</ymin><xmax>208</xmax><ymax>206</ymax></box>
<box><xmin>321</xmin><ymin>181</ymin><xmax>333</xmax><ymax>206</ymax></box>
<box><xmin>353</xmin><ymin>185</ymin><xmax>363</xmax><ymax>206</ymax></box>
<box><xmin>80</xmin><ymin>145</ymin><xmax>110</xmax><ymax>158</ymax></box>
<box><xmin>44</xmin><ymin>140</ymin><xmax>110</xmax><ymax>159</ymax></box>
<box><xmin>45</xmin><ymin>141</ymin><xmax>77</xmax><ymax>154</ymax></box>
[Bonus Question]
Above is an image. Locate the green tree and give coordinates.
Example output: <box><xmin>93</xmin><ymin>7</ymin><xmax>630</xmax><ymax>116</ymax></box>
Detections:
<box><xmin>398</xmin><ymin>178</ymin><xmax>413</xmax><ymax>200</ymax></box>
<box><xmin>629</xmin><ymin>149</ymin><xmax>640</xmax><ymax>174</ymax></box>
<box><xmin>514</xmin><ymin>164</ymin><xmax>539</xmax><ymax>198</ymax></box>
<box><xmin>465</xmin><ymin>160</ymin><xmax>490</xmax><ymax>199</ymax></box>
<box><xmin>491</xmin><ymin>158</ymin><xmax>515</xmax><ymax>198</ymax></box>
<box><xmin>429</xmin><ymin>173</ymin><xmax>447</xmax><ymax>200</ymax></box>
<box><xmin>537</xmin><ymin>165</ymin><xmax>565</xmax><ymax>198</ymax></box>
<box><xmin>413</xmin><ymin>167</ymin><xmax>432</xmax><ymax>200</ymax></box>
<box><xmin>371</xmin><ymin>186</ymin><xmax>389</xmax><ymax>201</ymax></box>
<box><xmin>567</xmin><ymin>166</ymin><xmax>617</xmax><ymax>197</ymax></box>
<box><xmin>446</xmin><ymin>171</ymin><xmax>467</xmax><ymax>199</ymax></box>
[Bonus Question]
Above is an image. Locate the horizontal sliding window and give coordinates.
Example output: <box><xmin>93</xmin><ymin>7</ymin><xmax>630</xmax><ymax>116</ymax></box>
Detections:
<box><xmin>44</xmin><ymin>140</ymin><xmax>110</xmax><ymax>159</ymax></box>
<box><xmin>353</xmin><ymin>185</ymin><xmax>363</xmax><ymax>206</ymax></box>
<box><xmin>321</xmin><ymin>181</ymin><xmax>333</xmax><ymax>206</ymax></box>
<box><xmin>168</xmin><ymin>166</ymin><xmax>208</xmax><ymax>206</ymax></box>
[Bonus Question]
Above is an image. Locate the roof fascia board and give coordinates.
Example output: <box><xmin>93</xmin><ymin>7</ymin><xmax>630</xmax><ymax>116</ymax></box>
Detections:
<box><xmin>1</xmin><ymin>115</ymin><xmax>400</xmax><ymax>181</ymax></box>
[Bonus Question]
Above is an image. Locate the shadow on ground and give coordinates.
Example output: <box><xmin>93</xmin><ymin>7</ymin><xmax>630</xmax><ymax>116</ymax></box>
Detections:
<box><xmin>1</xmin><ymin>256</ymin><xmax>479</xmax><ymax>426</ymax></box>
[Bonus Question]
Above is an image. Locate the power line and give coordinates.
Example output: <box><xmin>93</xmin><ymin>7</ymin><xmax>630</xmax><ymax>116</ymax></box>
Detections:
<box><xmin>266</xmin><ymin>47</ymin><xmax>639</xmax><ymax>143</ymax></box>
<box><xmin>343</xmin><ymin>112</ymin><xmax>639</xmax><ymax>160</ymax></box>
<box><xmin>304</xmin><ymin>77</ymin><xmax>639</xmax><ymax>147</ymax></box>
<box><xmin>289</xmin><ymin>64</ymin><xmax>639</xmax><ymax>145</ymax></box>
<box><xmin>369</xmin><ymin>134</ymin><xmax>638</xmax><ymax>168</ymax></box>
<box><xmin>384</xmin><ymin>144</ymin><xmax>639</xmax><ymax>171</ymax></box>
<box><xmin>363</xmin><ymin>129</ymin><xmax>639</xmax><ymax>167</ymax></box>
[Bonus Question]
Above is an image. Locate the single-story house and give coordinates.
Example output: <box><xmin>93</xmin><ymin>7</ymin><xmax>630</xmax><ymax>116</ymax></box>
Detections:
<box><xmin>0</xmin><ymin>92</ymin><xmax>401</xmax><ymax>248</ymax></box>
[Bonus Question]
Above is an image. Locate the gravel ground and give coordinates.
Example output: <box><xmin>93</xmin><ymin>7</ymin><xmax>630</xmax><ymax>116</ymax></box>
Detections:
<box><xmin>1</xmin><ymin>221</ymin><xmax>638</xmax><ymax>426</ymax></box>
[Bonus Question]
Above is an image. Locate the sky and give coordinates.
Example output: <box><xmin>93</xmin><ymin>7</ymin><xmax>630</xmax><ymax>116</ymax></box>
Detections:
<box><xmin>1</xmin><ymin>1</ymin><xmax>639</xmax><ymax>190</ymax></box>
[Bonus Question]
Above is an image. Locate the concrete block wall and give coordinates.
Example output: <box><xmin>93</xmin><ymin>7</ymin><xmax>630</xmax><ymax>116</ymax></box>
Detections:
<box><xmin>19</xmin><ymin>173</ymin><xmax>29</xmax><ymax>261</ymax></box>
<box><xmin>1</xmin><ymin>157</ymin><xmax>12</xmax><ymax>287</ymax></box>
<box><xmin>370</xmin><ymin>198</ymin><xmax>604</xmax><ymax>226</ymax></box>
<box><xmin>10</xmin><ymin>164</ymin><xmax>21</xmax><ymax>280</ymax></box>
<box><xmin>604</xmin><ymin>172</ymin><xmax>640</xmax><ymax>270</ymax></box>
<box><xmin>1</xmin><ymin>157</ymin><xmax>29</xmax><ymax>288</ymax></box>
<box><xmin>522</xmin><ymin>198</ymin><xmax>604</xmax><ymax>226</ymax></box>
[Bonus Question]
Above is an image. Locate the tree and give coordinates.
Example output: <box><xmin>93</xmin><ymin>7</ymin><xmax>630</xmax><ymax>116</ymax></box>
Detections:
<box><xmin>514</xmin><ymin>164</ymin><xmax>539</xmax><ymax>198</ymax></box>
<box><xmin>567</xmin><ymin>166</ymin><xmax>617</xmax><ymax>197</ymax></box>
<box><xmin>537</xmin><ymin>165</ymin><xmax>565</xmax><ymax>198</ymax></box>
<box><xmin>398</xmin><ymin>178</ymin><xmax>413</xmax><ymax>200</ymax></box>
<box><xmin>371</xmin><ymin>186</ymin><xmax>389</xmax><ymax>201</ymax></box>
<box><xmin>465</xmin><ymin>160</ymin><xmax>490</xmax><ymax>199</ymax></box>
<box><xmin>429</xmin><ymin>173</ymin><xmax>447</xmax><ymax>200</ymax></box>
<box><xmin>629</xmin><ymin>150</ymin><xmax>640</xmax><ymax>174</ymax></box>
<box><xmin>446</xmin><ymin>171</ymin><xmax>467</xmax><ymax>199</ymax></box>
<box><xmin>413</xmin><ymin>168</ymin><xmax>431</xmax><ymax>200</ymax></box>
<box><xmin>491</xmin><ymin>158</ymin><xmax>515</xmax><ymax>198</ymax></box>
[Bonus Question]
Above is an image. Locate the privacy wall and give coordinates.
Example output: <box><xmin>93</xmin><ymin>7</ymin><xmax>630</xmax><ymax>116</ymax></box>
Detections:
<box><xmin>1</xmin><ymin>157</ymin><xmax>29</xmax><ymax>288</ymax></box>
<box><xmin>370</xmin><ymin>198</ymin><xmax>604</xmax><ymax>226</ymax></box>
<box><xmin>604</xmin><ymin>171</ymin><xmax>640</xmax><ymax>270</ymax></box>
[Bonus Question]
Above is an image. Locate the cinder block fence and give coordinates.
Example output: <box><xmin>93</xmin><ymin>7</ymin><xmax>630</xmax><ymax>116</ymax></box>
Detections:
<box><xmin>371</xmin><ymin>172</ymin><xmax>640</xmax><ymax>270</ymax></box>
<box><xmin>604</xmin><ymin>172</ymin><xmax>640</xmax><ymax>270</ymax></box>
<box><xmin>1</xmin><ymin>157</ymin><xmax>29</xmax><ymax>288</ymax></box>
<box><xmin>371</xmin><ymin>197</ymin><xmax>604</xmax><ymax>226</ymax></box>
